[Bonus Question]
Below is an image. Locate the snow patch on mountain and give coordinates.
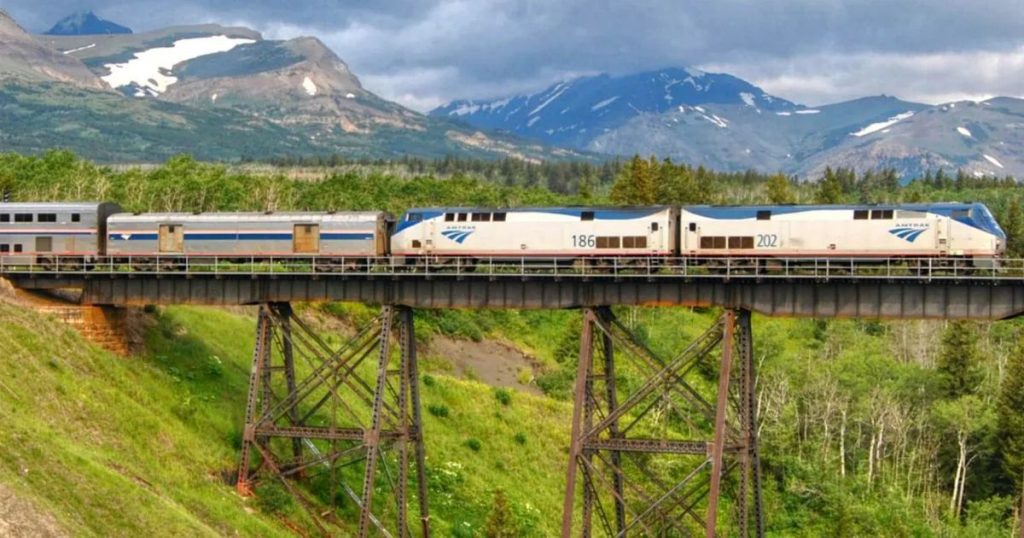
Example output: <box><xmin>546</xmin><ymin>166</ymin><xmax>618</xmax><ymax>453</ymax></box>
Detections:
<box><xmin>102</xmin><ymin>35</ymin><xmax>256</xmax><ymax>96</ymax></box>
<box><xmin>795</xmin><ymin>109</ymin><xmax>820</xmax><ymax>115</ymax></box>
<box><xmin>850</xmin><ymin>111</ymin><xmax>914</xmax><ymax>137</ymax></box>
<box><xmin>302</xmin><ymin>76</ymin><xmax>317</xmax><ymax>96</ymax></box>
<box><xmin>62</xmin><ymin>43</ymin><xmax>96</xmax><ymax>55</ymax></box>
<box><xmin>957</xmin><ymin>126</ymin><xmax>972</xmax><ymax>138</ymax></box>
<box><xmin>592</xmin><ymin>96</ymin><xmax>619</xmax><ymax>111</ymax></box>
<box><xmin>739</xmin><ymin>92</ymin><xmax>756</xmax><ymax>107</ymax></box>
<box><xmin>530</xmin><ymin>81</ymin><xmax>571</xmax><ymax>116</ymax></box>
<box><xmin>984</xmin><ymin>154</ymin><xmax>1004</xmax><ymax>168</ymax></box>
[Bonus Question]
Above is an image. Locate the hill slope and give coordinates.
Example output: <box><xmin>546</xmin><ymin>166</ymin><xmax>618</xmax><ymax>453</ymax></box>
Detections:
<box><xmin>0</xmin><ymin>10</ymin><xmax>106</xmax><ymax>90</ymax></box>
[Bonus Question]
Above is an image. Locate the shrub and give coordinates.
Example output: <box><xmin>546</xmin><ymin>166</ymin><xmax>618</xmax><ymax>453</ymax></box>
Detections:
<box><xmin>513</xmin><ymin>432</ymin><xmax>527</xmax><ymax>445</ymax></box>
<box><xmin>422</xmin><ymin>374</ymin><xmax>436</xmax><ymax>387</ymax></box>
<box><xmin>254</xmin><ymin>481</ymin><xmax>294</xmax><ymax>515</ymax></box>
<box><xmin>428</xmin><ymin>404</ymin><xmax>449</xmax><ymax>418</ymax></box>
<box><xmin>465</xmin><ymin>438</ymin><xmax>482</xmax><ymax>451</ymax></box>
<box><xmin>494</xmin><ymin>388</ymin><xmax>512</xmax><ymax>406</ymax></box>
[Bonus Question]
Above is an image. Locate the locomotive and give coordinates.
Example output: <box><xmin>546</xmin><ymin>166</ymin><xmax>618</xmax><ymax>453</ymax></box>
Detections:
<box><xmin>0</xmin><ymin>201</ymin><xmax>1006</xmax><ymax>265</ymax></box>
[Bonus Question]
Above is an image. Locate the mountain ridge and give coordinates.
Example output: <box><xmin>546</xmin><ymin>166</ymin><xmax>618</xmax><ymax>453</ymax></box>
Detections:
<box><xmin>44</xmin><ymin>11</ymin><xmax>132</xmax><ymax>36</ymax></box>
<box><xmin>434</xmin><ymin>68</ymin><xmax>1024</xmax><ymax>178</ymax></box>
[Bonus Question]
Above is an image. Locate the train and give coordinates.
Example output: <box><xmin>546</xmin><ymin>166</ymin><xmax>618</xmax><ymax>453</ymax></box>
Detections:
<box><xmin>0</xmin><ymin>201</ymin><xmax>1006</xmax><ymax>266</ymax></box>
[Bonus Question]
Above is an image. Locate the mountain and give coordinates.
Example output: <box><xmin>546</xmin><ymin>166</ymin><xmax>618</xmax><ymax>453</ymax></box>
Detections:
<box><xmin>0</xmin><ymin>12</ymin><xmax>576</xmax><ymax>162</ymax></box>
<box><xmin>433</xmin><ymin>68</ymin><xmax>799</xmax><ymax>148</ymax></box>
<box><xmin>434</xmin><ymin>68</ymin><xmax>1024</xmax><ymax>178</ymax></box>
<box><xmin>44</xmin><ymin>11</ymin><xmax>132</xmax><ymax>36</ymax></box>
<box><xmin>0</xmin><ymin>10</ymin><xmax>106</xmax><ymax>90</ymax></box>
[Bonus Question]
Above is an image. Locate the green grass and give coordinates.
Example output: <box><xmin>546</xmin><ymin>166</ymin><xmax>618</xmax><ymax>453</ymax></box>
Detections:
<box><xmin>0</xmin><ymin>302</ymin><xmax>574</xmax><ymax>536</ymax></box>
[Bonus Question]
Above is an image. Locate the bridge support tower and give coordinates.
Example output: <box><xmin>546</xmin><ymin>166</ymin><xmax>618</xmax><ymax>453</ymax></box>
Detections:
<box><xmin>236</xmin><ymin>303</ymin><xmax>430</xmax><ymax>537</ymax></box>
<box><xmin>561</xmin><ymin>307</ymin><xmax>763</xmax><ymax>537</ymax></box>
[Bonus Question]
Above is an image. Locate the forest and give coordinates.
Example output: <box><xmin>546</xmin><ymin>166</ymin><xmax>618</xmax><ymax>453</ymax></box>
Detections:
<box><xmin>2</xmin><ymin>149</ymin><xmax>1024</xmax><ymax>535</ymax></box>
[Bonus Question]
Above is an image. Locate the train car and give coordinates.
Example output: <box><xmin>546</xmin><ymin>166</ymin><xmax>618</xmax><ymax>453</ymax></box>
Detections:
<box><xmin>0</xmin><ymin>202</ymin><xmax>121</xmax><ymax>265</ymax></box>
<box><xmin>391</xmin><ymin>207</ymin><xmax>678</xmax><ymax>259</ymax></box>
<box><xmin>679</xmin><ymin>203</ymin><xmax>1005</xmax><ymax>260</ymax></box>
<box><xmin>106</xmin><ymin>211</ymin><xmax>389</xmax><ymax>258</ymax></box>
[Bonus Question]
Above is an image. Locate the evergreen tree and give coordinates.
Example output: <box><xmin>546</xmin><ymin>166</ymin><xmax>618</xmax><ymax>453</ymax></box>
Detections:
<box><xmin>997</xmin><ymin>334</ymin><xmax>1024</xmax><ymax>489</ymax></box>
<box><xmin>1003</xmin><ymin>198</ymin><xmax>1024</xmax><ymax>257</ymax></box>
<box><xmin>610</xmin><ymin>155</ymin><xmax>657</xmax><ymax>204</ymax></box>
<box><xmin>937</xmin><ymin>321</ymin><xmax>983</xmax><ymax>399</ymax></box>
<box><xmin>815</xmin><ymin>167</ymin><xmax>844</xmax><ymax>204</ymax></box>
<box><xmin>765</xmin><ymin>173</ymin><xmax>796</xmax><ymax>204</ymax></box>
<box><xmin>483</xmin><ymin>489</ymin><xmax>518</xmax><ymax>538</ymax></box>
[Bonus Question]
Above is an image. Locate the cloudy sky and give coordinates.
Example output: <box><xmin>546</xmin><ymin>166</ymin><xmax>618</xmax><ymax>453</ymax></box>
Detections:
<box><xmin>6</xmin><ymin>0</ymin><xmax>1024</xmax><ymax>111</ymax></box>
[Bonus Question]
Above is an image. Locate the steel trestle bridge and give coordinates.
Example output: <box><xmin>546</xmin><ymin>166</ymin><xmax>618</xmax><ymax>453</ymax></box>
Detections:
<box><xmin>6</xmin><ymin>254</ymin><xmax>1024</xmax><ymax>537</ymax></box>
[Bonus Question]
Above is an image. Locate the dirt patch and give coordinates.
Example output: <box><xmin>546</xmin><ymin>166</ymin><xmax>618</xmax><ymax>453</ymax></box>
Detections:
<box><xmin>0</xmin><ymin>483</ymin><xmax>68</xmax><ymax>538</ymax></box>
<box><xmin>426</xmin><ymin>336</ymin><xmax>543</xmax><ymax>395</ymax></box>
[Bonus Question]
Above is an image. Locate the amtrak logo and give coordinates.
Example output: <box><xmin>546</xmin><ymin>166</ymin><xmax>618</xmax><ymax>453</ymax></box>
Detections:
<box><xmin>441</xmin><ymin>229</ymin><xmax>474</xmax><ymax>244</ymax></box>
<box><xmin>889</xmin><ymin>226</ymin><xmax>928</xmax><ymax>242</ymax></box>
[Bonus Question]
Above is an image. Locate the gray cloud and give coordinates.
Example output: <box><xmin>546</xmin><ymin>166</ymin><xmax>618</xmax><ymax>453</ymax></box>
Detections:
<box><xmin>5</xmin><ymin>0</ymin><xmax>1024</xmax><ymax>110</ymax></box>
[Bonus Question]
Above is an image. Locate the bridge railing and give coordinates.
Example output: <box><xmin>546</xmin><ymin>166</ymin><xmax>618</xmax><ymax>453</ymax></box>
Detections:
<box><xmin>0</xmin><ymin>255</ymin><xmax>1020</xmax><ymax>281</ymax></box>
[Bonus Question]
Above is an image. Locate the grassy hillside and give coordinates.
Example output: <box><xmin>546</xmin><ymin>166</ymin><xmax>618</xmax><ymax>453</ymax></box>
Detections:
<box><xmin>0</xmin><ymin>301</ymin><xmax>574</xmax><ymax>536</ymax></box>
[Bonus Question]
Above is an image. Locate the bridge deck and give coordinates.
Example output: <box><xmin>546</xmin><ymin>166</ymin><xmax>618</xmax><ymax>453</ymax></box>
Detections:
<box><xmin>4</xmin><ymin>256</ymin><xmax>1024</xmax><ymax>319</ymax></box>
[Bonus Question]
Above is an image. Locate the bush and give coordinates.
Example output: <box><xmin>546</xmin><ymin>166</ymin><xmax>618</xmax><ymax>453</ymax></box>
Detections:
<box><xmin>494</xmin><ymin>388</ymin><xmax>512</xmax><ymax>406</ymax></box>
<box><xmin>428</xmin><ymin>404</ymin><xmax>450</xmax><ymax>418</ymax></box>
<box><xmin>465</xmin><ymin>438</ymin><xmax>482</xmax><ymax>451</ymax></box>
<box><xmin>422</xmin><ymin>374</ymin><xmax>436</xmax><ymax>387</ymax></box>
<box><xmin>254</xmin><ymin>482</ymin><xmax>294</xmax><ymax>515</ymax></box>
<box><xmin>513</xmin><ymin>432</ymin><xmax>527</xmax><ymax>445</ymax></box>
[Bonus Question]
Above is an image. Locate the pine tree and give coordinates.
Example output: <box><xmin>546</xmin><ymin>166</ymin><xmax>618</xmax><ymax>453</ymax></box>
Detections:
<box><xmin>610</xmin><ymin>155</ymin><xmax>658</xmax><ymax>204</ymax></box>
<box><xmin>483</xmin><ymin>489</ymin><xmax>518</xmax><ymax>538</ymax></box>
<box><xmin>937</xmin><ymin>321</ymin><xmax>983</xmax><ymax>399</ymax></box>
<box><xmin>998</xmin><ymin>334</ymin><xmax>1024</xmax><ymax>489</ymax></box>
<box><xmin>815</xmin><ymin>167</ymin><xmax>844</xmax><ymax>204</ymax></box>
<box><xmin>1004</xmin><ymin>198</ymin><xmax>1024</xmax><ymax>257</ymax></box>
<box><xmin>765</xmin><ymin>173</ymin><xmax>796</xmax><ymax>204</ymax></box>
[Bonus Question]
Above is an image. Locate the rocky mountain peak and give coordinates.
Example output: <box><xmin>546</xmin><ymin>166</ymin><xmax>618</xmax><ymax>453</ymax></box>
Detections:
<box><xmin>45</xmin><ymin>11</ymin><xmax>132</xmax><ymax>36</ymax></box>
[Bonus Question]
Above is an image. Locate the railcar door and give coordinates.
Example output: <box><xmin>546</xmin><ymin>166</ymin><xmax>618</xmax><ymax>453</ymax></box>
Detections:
<box><xmin>35</xmin><ymin>237</ymin><xmax>52</xmax><ymax>254</ymax></box>
<box><xmin>158</xmin><ymin>224</ymin><xmax>183</xmax><ymax>253</ymax></box>
<box><xmin>293</xmin><ymin>224</ymin><xmax>320</xmax><ymax>254</ymax></box>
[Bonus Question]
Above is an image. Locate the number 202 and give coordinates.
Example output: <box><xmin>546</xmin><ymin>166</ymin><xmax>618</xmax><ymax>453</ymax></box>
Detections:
<box><xmin>756</xmin><ymin>234</ymin><xmax>778</xmax><ymax>248</ymax></box>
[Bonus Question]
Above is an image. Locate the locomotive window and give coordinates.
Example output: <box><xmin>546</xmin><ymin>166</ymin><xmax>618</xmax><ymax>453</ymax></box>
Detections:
<box><xmin>688</xmin><ymin>222</ymin><xmax>697</xmax><ymax>232</ymax></box>
<box><xmin>741</xmin><ymin>236</ymin><xmax>754</xmax><ymax>249</ymax></box>
<box><xmin>756</xmin><ymin>210</ymin><xmax>771</xmax><ymax>220</ymax></box>
<box><xmin>445</xmin><ymin>213</ymin><xmax>455</xmax><ymax>222</ymax></box>
<box><xmin>634</xmin><ymin>236</ymin><xmax>647</xmax><ymax>248</ymax></box>
<box><xmin>471</xmin><ymin>212</ymin><xmax>491</xmax><ymax>222</ymax></box>
<box><xmin>700</xmin><ymin>237</ymin><xmax>712</xmax><ymax>249</ymax></box>
<box><xmin>622</xmin><ymin>236</ymin><xmax>634</xmax><ymax>248</ymax></box>
<box><xmin>882</xmin><ymin>210</ymin><xmax>893</xmax><ymax>219</ymax></box>
<box><xmin>38</xmin><ymin>213</ymin><xmax>57</xmax><ymax>223</ymax></box>
<box><xmin>0</xmin><ymin>214</ymin><xmax>7</xmax><ymax>222</ymax></box>
<box><xmin>728</xmin><ymin>236</ymin><xmax>743</xmax><ymax>248</ymax></box>
<box><xmin>581</xmin><ymin>211</ymin><xmax>595</xmax><ymax>221</ymax></box>
<box><xmin>854</xmin><ymin>210</ymin><xmax>869</xmax><ymax>220</ymax></box>
<box><xmin>408</xmin><ymin>214</ymin><xmax>422</xmax><ymax>223</ymax></box>
<box><xmin>13</xmin><ymin>244</ymin><xmax>22</xmax><ymax>253</ymax></box>
<box><xmin>0</xmin><ymin>244</ymin><xmax>7</xmax><ymax>253</ymax></box>
<box><xmin>651</xmin><ymin>222</ymin><xmax>660</xmax><ymax>231</ymax></box>
<box><xmin>952</xmin><ymin>210</ymin><xmax>969</xmax><ymax>219</ymax></box>
<box><xmin>412</xmin><ymin>240</ymin><xmax>421</xmax><ymax>248</ymax></box>
<box><xmin>71</xmin><ymin>213</ymin><xmax>81</xmax><ymax>222</ymax></box>
<box><xmin>493</xmin><ymin>212</ymin><xmax>507</xmax><ymax>222</ymax></box>
<box><xmin>870</xmin><ymin>209</ymin><xmax>894</xmax><ymax>220</ymax></box>
<box><xmin>457</xmin><ymin>213</ymin><xmax>468</xmax><ymax>222</ymax></box>
<box><xmin>14</xmin><ymin>213</ymin><xmax>31</xmax><ymax>222</ymax></box>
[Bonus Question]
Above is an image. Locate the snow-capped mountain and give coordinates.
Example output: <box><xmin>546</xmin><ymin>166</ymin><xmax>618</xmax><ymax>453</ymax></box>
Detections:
<box><xmin>44</xmin><ymin>11</ymin><xmax>132</xmax><ymax>36</ymax></box>
<box><xmin>0</xmin><ymin>12</ymin><xmax>575</xmax><ymax>162</ymax></box>
<box><xmin>435</xmin><ymin>68</ymin><xmax>1024</xmax><ymax>178</ymax></box>
<box><xmin>432</xmin><ymin>68</ymin><xmax>798</xmax><ymax>148</ymax></box>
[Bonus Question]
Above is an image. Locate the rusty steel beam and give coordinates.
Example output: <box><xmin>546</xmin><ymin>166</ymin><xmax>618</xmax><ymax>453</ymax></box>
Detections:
<box><xmin>563</xmin><ymin>308</ymin><xmax>763</xmax><ymax>537</ymax></box>
<box><xmin>235</xmin><ymin>303</ymin><xmax>429</xmax><ymax>536</ymax></box>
